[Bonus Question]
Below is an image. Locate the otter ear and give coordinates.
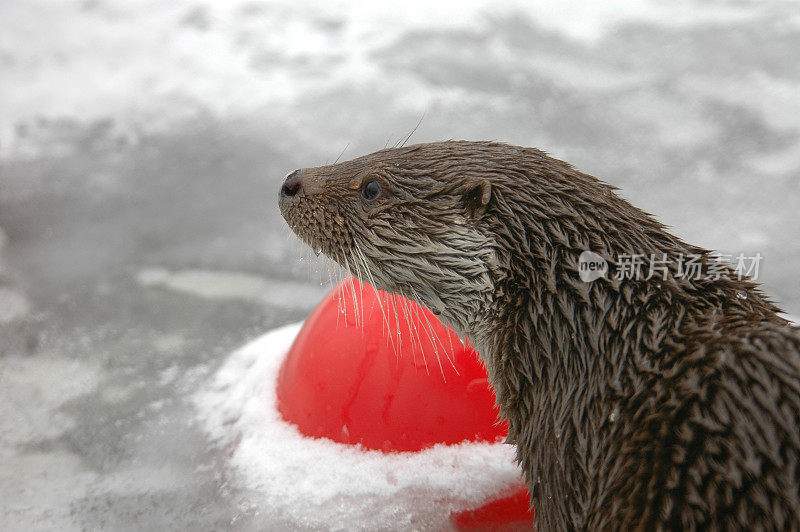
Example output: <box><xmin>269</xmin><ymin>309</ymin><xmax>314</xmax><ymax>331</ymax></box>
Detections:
<box><xmin>461</xmin><ymin>177</ymin><xmax>492</xmax><ymax>219</ymax></box>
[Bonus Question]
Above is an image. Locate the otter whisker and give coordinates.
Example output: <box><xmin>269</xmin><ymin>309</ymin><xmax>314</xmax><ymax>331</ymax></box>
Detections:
<box><xmin>408</xmin><ymin>285</ymin><xmax>455</xmax><ymax>380</ymax></box>
<box><xmin>343</xmin><ymin>256</ymin><xmax>363</xmax><ymax>329</ymax></box>
<box><xmin>351</xmin><ymin>245</ymin><xmax>382</xmax><ymax>320</ymax></box>
<box><xmin>390</xmin><ymin>293</ymin><xmax>402</xmax><ymax>361</ymax></box>
<box><xmin>349</xmin><ymin>252</ymin><xmax>367</xmax><ymax>336</ymax></box>
<box><xmin>409</xmin><ymin>285</ymin><xmax>459</xmax><ymax>379</ymax></box>
<box><xmin>395</xmin><ymin>294</ymin><xmax>417</xmax><ymax>369</ymax></box>
<box><xmin>397</xmin><ymin>112</ymin><xmax>425</xmax><ymax>148</ymax></box>
<box><xmin>416</xmin><ymin>299</ymin><xmax>445</xmax><ymax>380</ymax></box>
<box><xmin>330</xmin><ymin>257</ymin><xmax>346</xmax><ymax>328</ymax></box>
<box><xmin>403</xmin><ymin>287</ymin><xmax>432</xmax><ymax>366</ymax></box>
<box><xmin>351</xmin><ymin>243</ymin><xmax>400</xmax><ymax>355</ymax></box>
<box><xmin>386</xmin><ymin>292</ymin><xmax>409</xmax><ymax>364</ymax></box>
<box><xmin>337</xmin><ymin>254</ymin><xmax>352</xmax><ymax>328</ymax></box>
<box><xmin>399</xmin><ymin>294</ymin><xmax>429</xmax><ymax>375</ymax></box>
<box><xmin>333</xmin><ymin>143</ymin><xmax>350</xmax><ymax>165</ymax></box>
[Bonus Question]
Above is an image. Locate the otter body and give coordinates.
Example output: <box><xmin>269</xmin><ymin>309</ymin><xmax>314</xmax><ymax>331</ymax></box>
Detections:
<box><xmin>279</xmin><ymin>141</ymin><xmax>800</xmax><ymax>530</ymax></box>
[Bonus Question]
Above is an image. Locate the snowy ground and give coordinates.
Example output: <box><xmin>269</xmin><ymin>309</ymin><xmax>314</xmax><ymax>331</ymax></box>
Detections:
<box><xmin>1</xmin><ymin>0</ymin><xmax>800</xmax><ymax>529</ymax></box>
<box><xmin>195</xmin><ymin>323</ymin><xmax>522</xmax><ymax>530</ymax></box>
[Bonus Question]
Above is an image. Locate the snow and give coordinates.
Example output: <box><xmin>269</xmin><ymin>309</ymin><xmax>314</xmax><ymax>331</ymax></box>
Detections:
<box><xmin>194</xmin><ymin>322</ymin><xmax>524</xmax><ymax>530</ymax></box>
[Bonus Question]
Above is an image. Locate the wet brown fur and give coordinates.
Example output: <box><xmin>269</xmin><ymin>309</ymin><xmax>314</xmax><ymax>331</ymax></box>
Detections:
<box><xmin>279</xmin><ymin>141</ymin><xmax>800</xmax><ymax>530</ymax></box>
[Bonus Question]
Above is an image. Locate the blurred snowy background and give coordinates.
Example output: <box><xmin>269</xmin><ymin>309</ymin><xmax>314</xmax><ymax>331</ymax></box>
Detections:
<box><xmin>1</xmin><ymin>0</ymin><xmax>799</xmax><ymax>529</ymax></box>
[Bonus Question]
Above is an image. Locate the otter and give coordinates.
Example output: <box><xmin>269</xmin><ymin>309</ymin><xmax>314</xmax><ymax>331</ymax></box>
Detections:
<box><xmin>278</xmin><ymin>141</ymin><xmax>800</xmax><ymax>530</ymax></box>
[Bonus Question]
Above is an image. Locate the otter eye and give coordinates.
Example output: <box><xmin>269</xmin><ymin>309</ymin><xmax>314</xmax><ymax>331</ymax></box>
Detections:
<box><xmin>361</xmin><ymin>180</ymin><xmax>381</xmax><ymax>201</ymax></box>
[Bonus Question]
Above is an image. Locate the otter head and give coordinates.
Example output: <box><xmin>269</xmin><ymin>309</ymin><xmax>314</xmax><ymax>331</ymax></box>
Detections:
<box><xmin>278</xmin><ymin>141</ymin><xmax>500</xmax><ymax>336</ymax></box>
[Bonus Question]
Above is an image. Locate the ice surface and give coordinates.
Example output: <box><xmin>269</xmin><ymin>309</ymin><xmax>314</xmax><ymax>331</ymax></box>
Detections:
<box><xmin>0</xmin><ymin>0</ymin><xmax>780</xmax><ymax>160</ymax></box>
<box><xmin>136</xmin><ymin>267</ymin><xmax>329</xmax><ymax>308</ymax></box>
<box><xmin>195</xmin><ymin>322</ymin><xmax>523</xmax><ymax>530</ymax></box>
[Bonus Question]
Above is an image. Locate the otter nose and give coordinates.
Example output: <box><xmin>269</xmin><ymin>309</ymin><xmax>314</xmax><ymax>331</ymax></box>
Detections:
<box><xmin>281</xmin><ymin>170</ymin><xmax>303</xmax><ymax>198</ymax></box>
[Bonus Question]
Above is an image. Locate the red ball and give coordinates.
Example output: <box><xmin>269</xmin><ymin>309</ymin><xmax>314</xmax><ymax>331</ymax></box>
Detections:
<box><xmin>276</xmin><ymin>277</ymin><xmax>507</xmax><ymax>452</ymax></box>
<box><xmin>275</xmin><ymin>278</ymin><xmax>533</xmax><ymax>528</ymax></box>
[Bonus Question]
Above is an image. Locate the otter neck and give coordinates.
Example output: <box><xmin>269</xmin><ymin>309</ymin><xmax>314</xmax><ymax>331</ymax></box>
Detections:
<box><xmin>460</xmin><ymin>200</ymin><xmax>784</xmax><ymax>527</ymax></box>
<box><xmin>466</xmin><ymin>187</ymin><xmax>781</xmax><ymax>441</ymax></box>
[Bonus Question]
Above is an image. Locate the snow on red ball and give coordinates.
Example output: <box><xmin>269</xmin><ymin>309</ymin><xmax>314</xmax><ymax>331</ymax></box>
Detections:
<box><xmin>276</xmin><ymin>277</ymin><xmax>507</xmax><ymax>452</ymax></box>
<box><xmin>275</xmin><ymin>277</ymin><xmax>534</xmax><ymax>529</ymax></box>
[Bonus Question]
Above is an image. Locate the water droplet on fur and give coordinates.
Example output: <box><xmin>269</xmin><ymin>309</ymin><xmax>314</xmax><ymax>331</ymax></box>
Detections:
<box><xmin>314</xmin><ymin>248</ymin><xmax>322</xmax><ymax>257</ymax></box>
<box><xmin>609</xmin><ymin>408</ymin><xmax>619</xmax><ymax>423</ymax></box>
<box><xmin>737</xmin><ymin>290</ymin><xmax>748</xmax><ymax>300</ymax></box>
<box><xmin>335</xmin><ymin>214</ymin><xmax>345</xmax><ymax>226</ymax></box>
